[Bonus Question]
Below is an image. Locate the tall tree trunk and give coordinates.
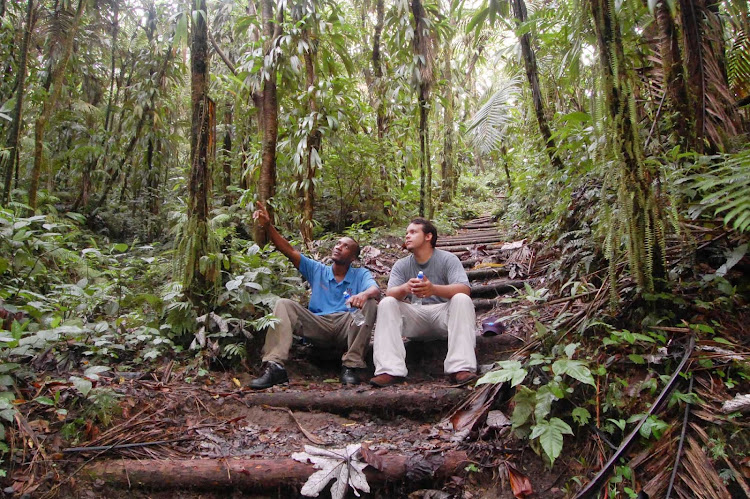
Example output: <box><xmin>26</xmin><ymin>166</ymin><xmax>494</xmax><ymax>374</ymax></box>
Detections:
<box><xmin>255</xmin><ymin>0</ymin><xmax>280</xmax><ymax>245</ymax></box>
<box><xmin>590</xmin><ymin>0</ymin><xmax>664</xmax><ymax>291</ymax></box>
<box><xmin>2</xmin><ymin>0</ymin><xmax>34</xmax><ymax>206</ymax></box>
<box><xmin>440</xmin><ymin>35</ymin><xmax>455</xmax><ymax>203</ymax></box>
<box><xmin>679</xmin><ymin>0</ymin><xmax>706</xmax><ymax>152</ymax></box>
<box><xmin>680</xmin><ymin>0</ymin><xmax>742</xmax><ymax>152</ymax></box>
<box><xmin>511</xmin><ymin>0</ymin><xmax>563</xmax><ymax>170</ymax></box>
<box><xmin>372</xmin><ymin>0</ymin><xmax>391</xmax><ymax>216</ymax></box>
<box><xmin>185</xmin><ymin>0</ymin><xmax>212</xmax><ymax>303</ymax></box>
<box><xmin>655</xmin><ymin>0</ymin><xmax>693</xmax><ymax>149</ymax></box>
<box><xmin>299</xmin><ymin>29</ymin><xmax>321</xmax><ymax>243</ymax></box>
<box><xmin>411</xmin><ymin>0</ymin><xmax>434</xmax><ymax>218</ymax></box>
<box><xmin>222</xmin><ymin>103</ymin><xmax>233</xmax><ymax>206</ymax></box>
<box><xmin>28</xmin><ymin>0</ymin><xmax>85</xmax><ymax>211</ymax></box>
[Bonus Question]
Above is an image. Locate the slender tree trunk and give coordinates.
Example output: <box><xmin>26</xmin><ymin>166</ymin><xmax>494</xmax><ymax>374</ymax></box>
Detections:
<box><xmin>411</xmin><ymin>0</ymin><xmax>434</xmax><ymax>218</ymax></box>
<box><xmin>300</xmin><ymin>29</ymin><xmax>321</xmax><ymax>243</ymax></box>
<box><xmin>28</xmin><ymin>0</ymin><xmax>85</xmax><ymax>211</ymax></box>
<box><xmin>440</xmin><ymin>36</ymin><xmax>455</xmax><ymax>203</ymax></box>
<box><xmin>93</xmin><ymin>46</ymin><xmax>172</xmax><ymax>212</ymax></box>
<box><xmin>222</xmin><ymin>104</ymin><xmax>233</xmax><ymax>206</ymax></box>
<box><xmin>255</xmin><ymin>0</ymin><xmax>280</xmax><ymax>245</ymax></box>
<box><xmin>655</xmin><ymin>0</ymin><xmax>693</xmax><ymax>149</ymax></box>
<box><xmin>372</xmin><ymin>0</ymin><xmax>391</xmax><ymax>216</ymax></box>
<box><xmin>185</xmin><ymin>0</ymin><xmax>212</xmax><ymax>303</ymax></box>
<box><xmin>2</xmin><ymin>0</ymin><xmax>34</xmax><ymax>206</ymax></box>
<box><xmin>679</xmin><ymin>0</ymin><xmax>705</xmax><ymax>152</ymax></box>
<box><xmin>511</xmin><ymin>0</ymin><xmax>563</xmax><ymax>170</ymax></box>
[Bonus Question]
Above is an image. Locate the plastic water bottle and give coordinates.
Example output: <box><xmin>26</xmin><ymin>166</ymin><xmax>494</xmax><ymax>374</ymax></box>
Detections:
<box><xmin>413</xmin><ymin>271</ymin><xmax>424</xmax><ymax>306</ymax></box>
<box><xmin>343</xmin><ymin>291</ymin><xmax>366</xmax><ymax>326</ymax></box>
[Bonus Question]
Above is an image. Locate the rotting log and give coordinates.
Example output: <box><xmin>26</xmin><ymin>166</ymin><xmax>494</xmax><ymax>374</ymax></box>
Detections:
<box><xmin>437</xmin><ymin>235</ymin><xmax>504</xmax><ymax>247</ymax></box>
<box><xmin>470</xmin><ymin>280</ymin><xmax>526</xmax><ymax>297</ymax></box>
<box><xmin>240</xmin><ymin>387</ymin><xmax>467</xmax><ymax>415</ymax></box>
<box><xmin>83</xmin><ymin>451</ymin><xmax>470</xmax><ymax>491</ymax></box>
<box><xmin>466</xmin><ymin>267</ymin><xmax>508</xmax><ymax>280</ymax></box>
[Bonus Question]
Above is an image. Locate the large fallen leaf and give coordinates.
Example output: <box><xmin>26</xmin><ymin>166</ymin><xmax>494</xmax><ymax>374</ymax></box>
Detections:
<box><xmin>292</xmin><ymin>444</ymin><xmax>370</xmax><ymax>499</ymax></box>
<box><xmin>507</xmin><ymin>463</ymin><xmax>533</xmax><ymax>498</ymax></box>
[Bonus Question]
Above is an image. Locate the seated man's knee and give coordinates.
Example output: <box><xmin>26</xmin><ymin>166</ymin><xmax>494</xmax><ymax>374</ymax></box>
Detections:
<box><xmin>273</xmin><ymin>298</ymin><xmax>295</xmax><ymax>314</ymax></box>
<box><xmin>450</xmin><ymin>293</ymin><xmax>473</xmax><ymax>307</ymax></box>
<box><xmin>379</xmin><ymin>296</ymin><xmax>399</xmax><ymax>310</ymax></box>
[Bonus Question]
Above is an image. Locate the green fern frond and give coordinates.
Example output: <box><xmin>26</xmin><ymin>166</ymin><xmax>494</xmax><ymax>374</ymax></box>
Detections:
<box><xmin>682</xmin><ymin>149</ymin><xmax>750</xmax><ymax>233</ymax></box>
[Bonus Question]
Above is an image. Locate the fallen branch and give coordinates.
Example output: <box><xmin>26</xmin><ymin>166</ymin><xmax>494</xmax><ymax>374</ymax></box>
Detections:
<box><xmin>264</xmin><ymin>406</ymin><xmax>326</xmax><ymax>445</ymax></box>
<box><xmin>574</xmin><ymin>335</ymin><xmax>695</xmax><ymax>499</ymax></box>
<box><xmin>82</xmin><ymin>451</ymin><xmax>469</xmax><ymax>491</ymax></box>
<box><xmin>665</xmin><ymin>375</ymin><xmax>693</xmax><ymax>499</ymax></box>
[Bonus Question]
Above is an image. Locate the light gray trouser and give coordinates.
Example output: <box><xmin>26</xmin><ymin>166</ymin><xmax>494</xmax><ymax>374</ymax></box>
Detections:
<box><xmin>372</xmin><ymin>294</ymin><xmax>477</xmax><ymax>377</ymax></box>
<box><xmin>261</xmin><ymin>298</ymin><xmax>377</xmax><ymax>369</ymax></box>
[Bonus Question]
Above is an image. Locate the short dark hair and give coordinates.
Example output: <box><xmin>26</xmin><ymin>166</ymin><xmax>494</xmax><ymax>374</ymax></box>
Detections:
<box><xmin>410</xmin><ymin>217</ymin><xmax>438</xmax><ymax>247</ymax></box>
<box><xmin>342</xmin><ymin>236</ymin><xmax>361</xmax><ymax>259</ymax></box>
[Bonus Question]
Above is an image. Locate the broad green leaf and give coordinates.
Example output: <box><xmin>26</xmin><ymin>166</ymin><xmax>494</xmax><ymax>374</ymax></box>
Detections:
<box><xmin>0</xmin><ymin>363</ymin><xmax>19</xmax><ymax>373</ymax></box>
<box><xmin>572</xmin><ymin>407</ymin><xmax>591</xmax><ymax>426</ymax></box>
<box><xmin>534</xmin><ymin>385</ymin><xmax>557</xmax><ymax>421</ymax></box>
<box><xmin>35</xmin><ymin>397</ymin><xmax>55</xmax><ymax>406</ymax></box>
<box><xmin>511</xmin><ymin>386</ymin><xmax>536</xmax><ymax>429</ymax></box>
<box><xmin>70</xmin><ymin>376</ymin><xmax>92</xmax><ymax>397</ymax></box>
<box><xmin>551</xmin><ymin>359</ymin><xmax>595</xmax><ymax>386</ymax></box>
<box><xmin>476</xmin><ymin>360</ymin><xmax>527</xmax><ymax>387</ymax></box>
<box><xmin>530</xmin><ymin>418</ymin><xmax>573</xmax><ymax>465</ymax></box>
<box><xmin>564</xmin><ymin>343</ymin><xmax>578</xmax><ymax>358</ymax></box>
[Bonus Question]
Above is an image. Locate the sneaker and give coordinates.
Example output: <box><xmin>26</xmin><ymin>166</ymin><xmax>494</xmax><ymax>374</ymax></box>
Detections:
<box><xmin>369</xmin><ymin>373</ymin><xmax>406</xmax><ymax>388</ymax></box>
<box><xmin>340</xmin><ymin>367</ymin><xmax>361</xmax><ymax>385</ymax></box>
<box><xmin>449</xmin><ymin>371</ymin><xmax>478</xmax><ymax>386</ymax></box>
<box><xmin>249</xmin><ymin>362</ymin><xmax>289</xmax><ymax>389</ymax></box>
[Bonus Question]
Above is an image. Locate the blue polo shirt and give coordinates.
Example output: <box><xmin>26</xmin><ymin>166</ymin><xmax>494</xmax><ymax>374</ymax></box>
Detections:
<box><xmin>299</xmin><ymin>254</ymin><xmax>378</xmax><ymax>315</ymax></box>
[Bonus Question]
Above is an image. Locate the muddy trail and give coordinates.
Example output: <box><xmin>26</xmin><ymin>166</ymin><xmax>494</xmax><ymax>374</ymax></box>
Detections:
<box><xmin>27</xmin><ymin>217</ymin><xmax>571</xmax><ymax>498</ymax></box>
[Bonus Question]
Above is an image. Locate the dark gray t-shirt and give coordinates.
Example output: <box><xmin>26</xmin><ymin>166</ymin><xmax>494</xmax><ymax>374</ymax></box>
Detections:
<box><xmin>388</xmin><ymin>249</ymin><xmax>471</xmax><ymax>305</ymax></box>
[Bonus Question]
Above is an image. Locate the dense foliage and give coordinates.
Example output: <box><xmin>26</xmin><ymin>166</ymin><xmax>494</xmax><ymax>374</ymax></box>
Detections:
<box><xmin>0</xmin><ymin>0</ymin><xmax>748</xmax><ymax>494</ymax></box>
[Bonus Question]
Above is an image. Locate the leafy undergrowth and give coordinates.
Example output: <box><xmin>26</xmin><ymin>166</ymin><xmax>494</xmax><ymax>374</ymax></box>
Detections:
<box><xmin>1</xmin><ymin>209</ymin><xmax>749</xmax><ymax>498</ymax></box>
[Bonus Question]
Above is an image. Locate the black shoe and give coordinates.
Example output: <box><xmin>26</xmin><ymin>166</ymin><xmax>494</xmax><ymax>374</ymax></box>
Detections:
<box><xmin>340</xmin><ymin>367</ymin><xmax>361</xmax><ymax>385</ymax></box>
<box><xmin>250</xmin><ymin>362</ymin><xmax>288</xmax><ymax>389</ymax></box>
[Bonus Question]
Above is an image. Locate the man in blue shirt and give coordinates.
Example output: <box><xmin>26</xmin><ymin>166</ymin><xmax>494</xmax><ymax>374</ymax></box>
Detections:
<box><xmin>250</xmin><ymin>202</ymin><xmax>381</xmax><ymax>389</ymax></box>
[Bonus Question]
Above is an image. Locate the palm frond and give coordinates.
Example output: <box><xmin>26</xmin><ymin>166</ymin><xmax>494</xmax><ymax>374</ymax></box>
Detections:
<box><xmin>466</xmin><ymin>74</ymin><xmax>523</xmax><ymax>154</ymax></box>
<box><xmin>727</xmin><ymin>27</ymin><xmax>750</xmax><ymax>101</ymax></box>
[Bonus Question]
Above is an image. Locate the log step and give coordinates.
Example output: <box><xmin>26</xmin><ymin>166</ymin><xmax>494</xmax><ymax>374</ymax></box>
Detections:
<box><xmin>84</xmin><ymin>451</ymin><xmax>470</xmax><ymax>492</ymax></box>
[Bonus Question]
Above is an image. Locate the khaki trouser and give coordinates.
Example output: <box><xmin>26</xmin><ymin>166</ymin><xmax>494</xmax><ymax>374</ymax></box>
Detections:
<box><xmin>261</xmin><ymin>298</ymin><xmax>377</xmax><ymax>369</ymax></box>
<box><xmin>373</xmin><ymin>294</ymin><xmax>477</xmax><ymax>377</ymax></box>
